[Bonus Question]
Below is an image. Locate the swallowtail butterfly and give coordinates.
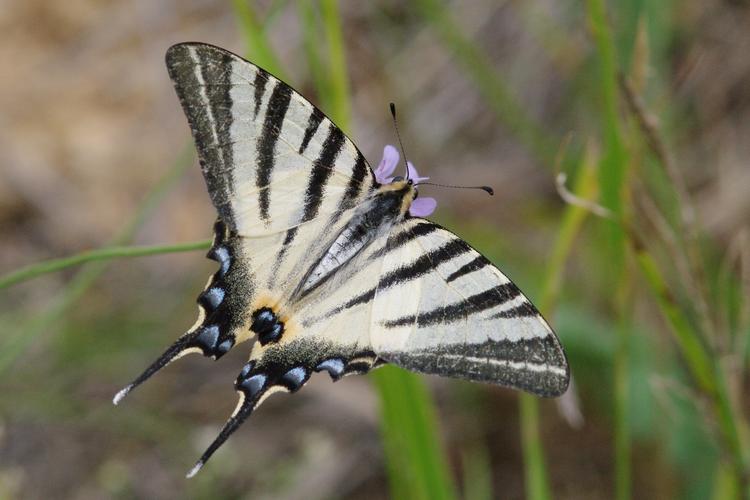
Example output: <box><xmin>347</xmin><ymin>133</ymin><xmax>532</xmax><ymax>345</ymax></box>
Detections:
<box><xmin>114</xmin><ymin>43</ymin><xmax>569</xmax><ymax>477</ymax></box>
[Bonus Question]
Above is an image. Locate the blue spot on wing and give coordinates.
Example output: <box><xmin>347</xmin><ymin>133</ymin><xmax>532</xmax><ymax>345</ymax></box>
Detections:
<box><xmin>281</xmin><ymin>367</ymin><xmax>308</xmax><ymax>390</ymax></box>
<box><xmin>204</xmin><ymin>287</ymin><xmax>225</xmax><ymax>307</ymax></box>
<box><xmin>315</xmin><ymin>359</ymin><xmax>345</xmax><ymax>379</ymax></box>
<box><xmin>238</xmin><ymin>373</ymin><xmax>267</xmax><ymax>397</ymax></box>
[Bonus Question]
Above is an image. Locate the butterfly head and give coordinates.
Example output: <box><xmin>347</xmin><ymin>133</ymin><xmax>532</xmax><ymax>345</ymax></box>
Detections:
<box><xmin>373</xmin><ymin>145</ymin><xmax>437</xmax><ymax>217</ymax></box>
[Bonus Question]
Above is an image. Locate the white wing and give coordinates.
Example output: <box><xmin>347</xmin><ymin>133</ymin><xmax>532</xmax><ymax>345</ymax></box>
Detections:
<box><xmin>166</xmin><ymin>43</ymin><xmax>375</xmax><ymax>237</ymax></box>
<box><xmin>117</xmin><ymin>42</ymin><xmax>377</xmax><ymax>397</ymax></box>
<box><xmin>370</xmin><ymin>219</ymin><xmax>569</xmax><ymax>397</ymax></box>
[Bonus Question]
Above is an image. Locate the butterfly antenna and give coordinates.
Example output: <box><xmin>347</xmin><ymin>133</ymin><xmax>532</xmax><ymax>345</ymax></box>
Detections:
<box><xmin>389</xmin><ymin>102</ymin><xmax>410</xmax><ymax>181</ymax></box>
<box><xmin>416</xmin><ymin>182</ymin><xmax>494</xmax><ymax>196</ymax></box>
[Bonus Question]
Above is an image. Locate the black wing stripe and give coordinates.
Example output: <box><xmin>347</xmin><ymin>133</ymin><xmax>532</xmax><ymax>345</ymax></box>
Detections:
<box><xmin>252</xmin><ymin>69</ymin><xmax>269</xmax><ymax>119</ymax></box>
<box><xmin>322</xmin><ymin>287</ymin><xmax>377</xmax><ymax>321</ymax></box>
<box><xmin>378</xmin><ymin>238</ymin><xmax>472</xmax><ymax>290</ymax></box>
<box><xmin>272</xmin><ymin>124</ymin><xmax>346</xmax><ymax>259</ymax></box>
<box><xmin>382</xmin><ymin>283</ymin><xmax>522</xmax><ymax>328</ymax></box>
<box><xmin>323</xmin><ymin>151</ymin><xmax>372</xmax><ymax>230</ymax></box>
<box><xmin>303</xmin><ymin>124</ymin><xmax>346</xmax><ymax>221</ymax></box>
<box><xmin>310</xmin><ymin>222</ymin><xmax>440</xmax><ymax>323</ymax></box>
<box><xmin>369</xmin><ymin>222</ymin><xmax>440</xmax><ymax>261</ymax></box>
<box><xmin>309</xmin><ymin>284</ymin><xmax>377</xmax><ymax>325</ymax></box>
<box><xmin>198</xmin><ymin>48</ymin><xmax>234</xmax><ymax>175</ymax></box>
<box><xmin>339</xmin><ymin>151</ymin><xmax>370</xmax><ymax>211</ymax></box>
<box><xmin>446</xmin><ymin>255</ymin><xmax>492</xmax><ymax>282</ymax></box>
<box><xmin>167</xmin><ymin>45</ymin><xmax>237</xmax><ymax>228</ymax></box>
<box><xmin>389</xmin><ymin>222</ymin><xmax>440</xmax><ymax>249</ymax></box>
<box><xmin>314</xmin><ymin>238</ymin><xmax>472</xmax><ymax>322</ymax></box>
<box><xmin>299</xmin><ymin>107</ymin><xmax>325</xmax><ymax>154</ymax></box>
<box><xmin>342</xmin><ymin>287</ymin><xmax>377</xmax><ymax>310</ymax></box>
<box><xmin>490</xmin><ymin>302</ymin><xmax>539</xmax><ymax>319</ymax></box>
<box><xmin>256</xmin><ymin>81</ymin><xmax>293</xmax><ymax>226</ymax></box>
<box><xmin>268</xmin><ymin>227</ymin><xmax>299</xmax><ymax>287</ymax></box>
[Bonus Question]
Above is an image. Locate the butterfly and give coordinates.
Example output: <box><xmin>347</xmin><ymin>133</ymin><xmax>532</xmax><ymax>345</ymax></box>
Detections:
<box><xmin>113</xmin><ymin>42</ymin><xmax>569</xmax><ymax>477</ymax></box>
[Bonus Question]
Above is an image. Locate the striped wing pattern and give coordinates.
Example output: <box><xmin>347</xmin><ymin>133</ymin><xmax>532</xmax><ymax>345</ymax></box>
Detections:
<box><xmin>370</xmin><ymin>219</ymin><xmax>568</xmax><ymax>397</ymax></box>
<box><xmin>166</xmin><ymin>43</ymin><xmax>375</xmax><ymax>237</ymax></box>
<box><xmin>117</xmin><ymin>42</ymin><xmax>570</xmax><ymax>476</ymax></box>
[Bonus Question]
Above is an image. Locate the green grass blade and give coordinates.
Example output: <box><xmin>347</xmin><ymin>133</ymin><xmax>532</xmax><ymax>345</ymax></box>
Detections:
<box><xmin>584</xmin><ymin>2</ymin><xmax>632</xmax><ymax>498</ymax></box>
<box><xmin>412</xmin><ymin>0</ymin><xmax>557</xmax><ymax>166</ymax></box>
<box><xmin>0</xmin><ymin>240</ymin><xmax>211</xmax><ymax>291</ymax></box>
<box><xmin>319</xmin><ymin>0</ymin><xmax>351</xmax><ymax>131</ymax></box>
<box><xmin>0</xmin><ymin>144</ymin><xmax>195</xmax><ymax>375</ymax></box>
<box><xmin>520</xmin><ymin>144</ymin><xmax>602</xmax><ymax>500</ymax></box>
<box><xmin>634</xmin><ymin>245</ymin><xmax>714</xmax><ymax>393</ymax></box>
<box><xmin>297</xmin><ymin>0</ymin><xmax>332</xmax><ymax>111</ymax></box>
<box><xmin>372</xmin><ymin>366</ymin><xmax>457</xmax><ymax>500</ymax></box>
<box><xmin>585</xmin><ymin>0</ymin><xmax>628</xmax><ymax>261</ymax></box>
<box><xmin>519</xmin><ymin>393</ymin><xmax>552</xmax><ymax>500</ymax></box>
<box><xmin>231</xmin><ymin>0</ymin><xmax>287</xmax><ymax>78</ymax></box>
<box><xmin>462</xmin><ymin>444</ymin><xmax>493</xmax><ymax>500</ymax></box>
<box><xmin>539</xmin><ymin>145</ymin><xmax>601</xmax><ymax>313</ymax></box>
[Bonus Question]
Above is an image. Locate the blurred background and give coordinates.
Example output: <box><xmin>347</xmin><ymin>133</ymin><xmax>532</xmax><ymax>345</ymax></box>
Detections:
<box><xmin>1</xmin><ymin>1</ymin><xmax>750</xmax><ymax>499</ymax></box>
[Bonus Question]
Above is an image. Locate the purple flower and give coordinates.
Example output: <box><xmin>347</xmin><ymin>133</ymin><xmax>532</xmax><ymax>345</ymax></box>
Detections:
<box><xmin>373</xmin><ymin>145</ymin><xmax>437</xmax><ymax>217</ymax></box>
<box><xmin>409</xmin><ymin>196</ymin><xmax>437</xmax><ymax>217</ymax></box>
<box><xmin>373</xmin><ymin>145</ymin><xmax>399</xmax><ymax>184</ymax></box>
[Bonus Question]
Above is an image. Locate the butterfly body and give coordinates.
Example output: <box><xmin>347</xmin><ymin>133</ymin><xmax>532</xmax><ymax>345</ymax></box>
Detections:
<box><xmin>114</xmin><ymin>42</ymin><xmax>569</xmax><ymax>477</ymax></box>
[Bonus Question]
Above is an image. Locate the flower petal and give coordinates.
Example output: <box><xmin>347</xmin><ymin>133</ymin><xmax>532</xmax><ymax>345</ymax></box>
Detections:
<box><xmin>374</xmin><ymin>145</ymin><xmax>400</xmax><ymax>184</ymax></box>
<box><xmin>409</xmin><ymin>197</ymin><xmax>437</xmax><ymax>217</ymax></box>
<box><xmin>407</xmin><ymin>161</ymin><xmax>429</xmax><ymax>183</ymax></box>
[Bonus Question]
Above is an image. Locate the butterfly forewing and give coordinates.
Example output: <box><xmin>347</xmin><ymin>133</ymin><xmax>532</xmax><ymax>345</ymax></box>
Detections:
<box><xmin>165</xmin><ymin>43</ymin><xmax>375</xmax><ymax>236</ymax></box>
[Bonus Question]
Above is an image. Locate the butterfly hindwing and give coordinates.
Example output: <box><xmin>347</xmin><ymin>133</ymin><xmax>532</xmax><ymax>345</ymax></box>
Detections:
<box><xmin>370</xmin><ymin>219</ymin><xmax>569</xmax><ymax>397</ymax></box>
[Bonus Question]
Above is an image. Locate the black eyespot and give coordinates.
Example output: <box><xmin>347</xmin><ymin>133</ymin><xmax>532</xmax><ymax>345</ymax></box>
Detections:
<box><xmin>251</xmin><ymin>307</ymin><xmax>285</xmax><ymax>345</ymax></box>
